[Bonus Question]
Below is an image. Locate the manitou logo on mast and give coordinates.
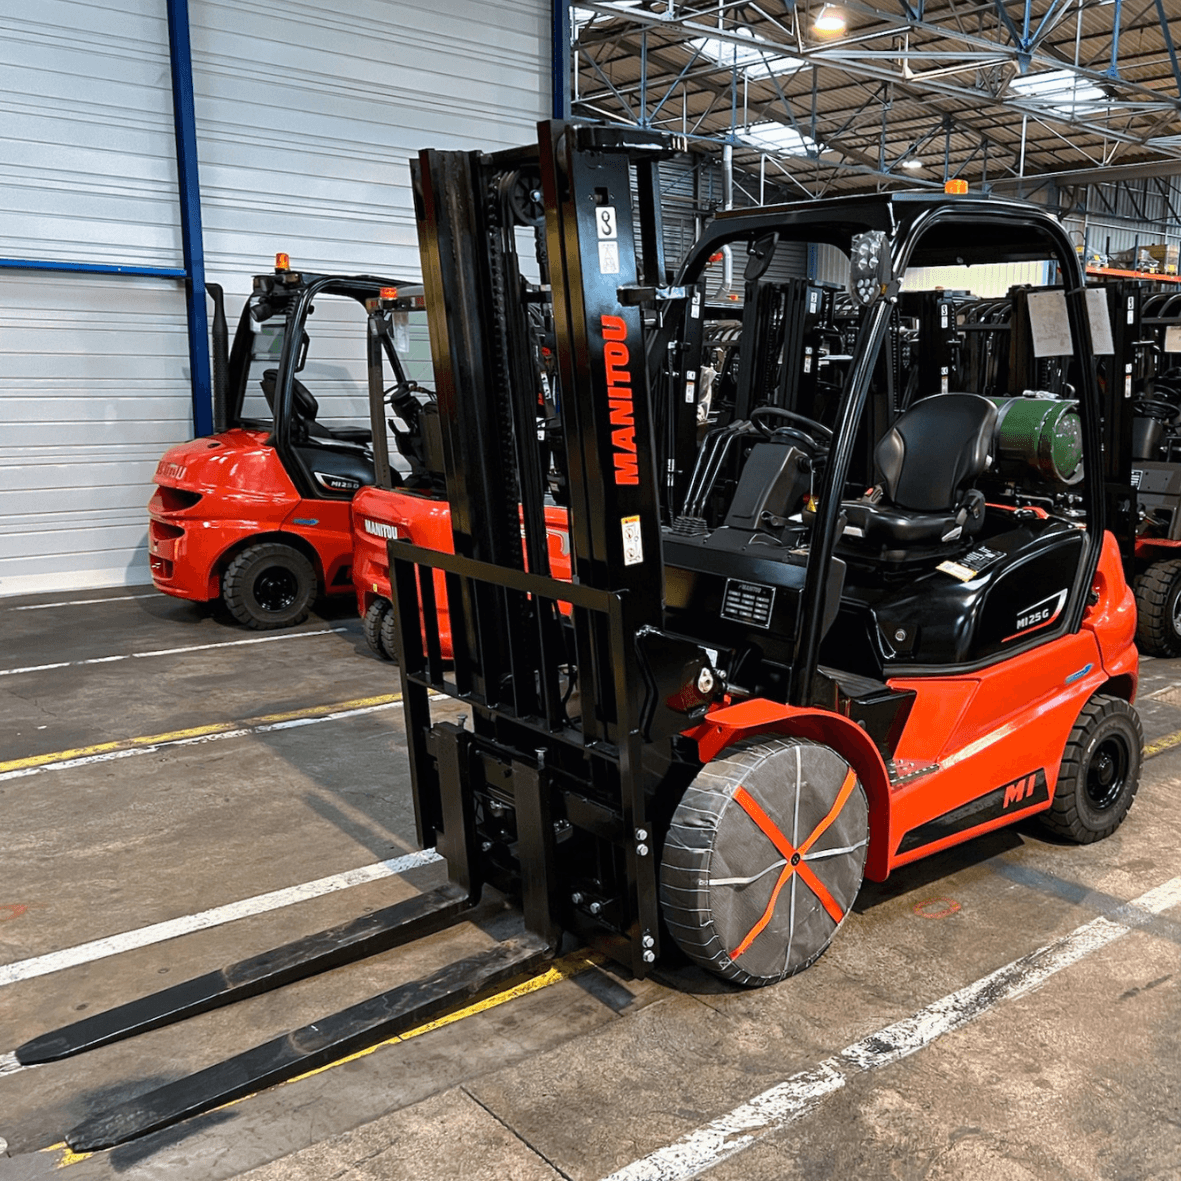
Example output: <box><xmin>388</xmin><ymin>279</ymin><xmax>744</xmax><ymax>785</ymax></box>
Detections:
<box><xmin>601</xmin><ymin>314</ymin><xmax>639</xmax><ymax>485</ymax></box>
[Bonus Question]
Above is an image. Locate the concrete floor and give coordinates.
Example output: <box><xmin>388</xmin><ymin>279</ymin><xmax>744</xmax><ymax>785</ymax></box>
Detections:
<box><xmin>1</xmin><ymin>586</ymin><xmax>1179</xmax><ymax>1181</ymax></box>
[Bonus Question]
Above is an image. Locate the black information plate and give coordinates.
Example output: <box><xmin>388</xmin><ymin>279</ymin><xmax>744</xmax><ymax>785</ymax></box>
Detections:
<box><xmin>721</xmin><ymin>579</ymin><xmax>776</xmax><ymax>629</ymax></box>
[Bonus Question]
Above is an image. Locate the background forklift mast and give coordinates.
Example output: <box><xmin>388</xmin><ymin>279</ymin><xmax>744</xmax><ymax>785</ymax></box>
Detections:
<box><xmin>20</xmin><ymin>123</ymin><xmax>1143</xmax><ymax>1154</ymax></box>
<box><xmin>147</xmin><ymin>258</ymin><xmax>415</xmax><ymax>628</ymax></box>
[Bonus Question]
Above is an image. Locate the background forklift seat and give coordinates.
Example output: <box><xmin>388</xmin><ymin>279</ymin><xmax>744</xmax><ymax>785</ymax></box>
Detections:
<box><xmin>260</xmin><ymin>369</ymin><xmax>373</xmax><ymax>446</ymax></box>
<box><xmin>843</xmin><ymin>392</ymin><xmax>997</xmax><ymax>549</ymax></box>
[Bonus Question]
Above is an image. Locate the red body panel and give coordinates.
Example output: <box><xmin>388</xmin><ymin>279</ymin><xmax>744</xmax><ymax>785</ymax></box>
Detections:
<box><xmin>354</xmin><ymin>479</ymin><xmax>1137</xmax><ymax>884</ymax></box>
<box><xmin>1135</xmin><ymin>536</ymin><xmax>1181</xmax><ymax>563</ymax></box>
<box><xmin>350</xmin><ymin>484</ymin><xmax>573</xmax><ymax>657</ymax></box>
<box><xmin>148</xmin><ymin>430</ymin><xmax>355</xmax><ymax>602</ymax></box>
<box><xmin>688</xmin><ymin>531</ymin><xmax>1138</xmax><ymax>883</ymax></box>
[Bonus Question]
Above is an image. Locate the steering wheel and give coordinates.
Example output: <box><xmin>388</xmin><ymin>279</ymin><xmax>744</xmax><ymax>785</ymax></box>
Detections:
<box><xmin>1134</xmin><ymin>397</ymin><xmax>1179</xmax><ymax>421</ymax></box>
<box><xmin>750</xmin><ymin>405</ymin><xmax>833</xmax><ymax>449</ymax></box>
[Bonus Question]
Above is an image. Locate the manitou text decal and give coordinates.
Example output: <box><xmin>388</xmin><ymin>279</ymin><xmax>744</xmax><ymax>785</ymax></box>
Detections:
<box><xmin>157</xmin><ymin>461</ymin><xmax>186</xmax><ymax>481</ymax></box>
<box><xmin>601</xmin><ymin>314</ymin><xmax>639</xmax><ymax>486</ymax></box>
<box><xmin>363</xmin><ymin>518</ymin><xmax>399</xmax><ymax>540</ymax></box>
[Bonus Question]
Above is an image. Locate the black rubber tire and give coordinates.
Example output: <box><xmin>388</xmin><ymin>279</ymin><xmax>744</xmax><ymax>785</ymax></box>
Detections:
<box><xmin>363</xmin><ymin>598</ymin><xmax>392</xmax><ymax>659</ymax></box>
<box><xmin>660</xmin><ymin>736</ymin><xmax>868</xmax><ymax>987</ymax></box>
<box><xmin>1134</xmin><ymin>559</ymin><xmax>1181</xmax><ymax>656</ymax></box>
<box><xmin>222</xmin><ymin>542</ymin><xmax>316</xmax><ymax>630</ymax></box>
<box><xmin>1040</xmin><ymin>694</ymin><xmax>1142</xmax><ymax>844</ymax></box>
<box><xmin>378</xmin><ymin>601</ymin><xmax>400</xmax><ymax>661</ymax></box>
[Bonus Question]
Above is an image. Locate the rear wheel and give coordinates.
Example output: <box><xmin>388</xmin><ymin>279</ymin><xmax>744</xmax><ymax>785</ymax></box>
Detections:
<box><xmin>660</xmin><ymin>736</ymin><xmax>868</xmax><ymax>987</ymax></box>
<box><xmin>363</xmin><ymin>598</ymin><xmax>392</xmax><ymax>659</ymax></box>
<box><xmin>1040</xmin><ymin>694</ymin><xmax>1141</xmax><ymax>844</ymax></box>
<box><xmin>1134</xmin><ymin>558</ymin><xmax>1181</xmax><ymax>656</ymax></box>
<box><xmin>222</xmin><ymin>543</ymin><xmax>316</xmax><ymax>630</ymax></box>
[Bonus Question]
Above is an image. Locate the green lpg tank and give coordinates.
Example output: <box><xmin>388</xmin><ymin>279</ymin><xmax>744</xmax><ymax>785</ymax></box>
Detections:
<box><xmin>989</xmin><ymin>393</ymin><xmax>1084</xmax><ymax>484</ymax></box>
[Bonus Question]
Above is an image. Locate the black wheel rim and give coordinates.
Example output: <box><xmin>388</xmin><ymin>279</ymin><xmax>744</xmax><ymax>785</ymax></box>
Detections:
<box><xmin>1085</xmin><ymin>734</ymin><xmax>1129</xmax><ymax>811</ymax></box>
<box><xmin>253</xmin><ymin>567</ymin><xmax>299</xmax><ymax>613</ymax></box>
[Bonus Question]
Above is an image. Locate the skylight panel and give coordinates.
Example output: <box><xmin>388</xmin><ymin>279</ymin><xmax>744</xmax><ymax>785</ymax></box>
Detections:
<box><xmin>1008</xmin><ymin>69</ymin><xmax>1109</xmax><ymax>114</ymax></box>
<box><xmin>688</xmin><ymin>28</ymin><xmax>803</xmax><ymax>80</ymax></box>
<box><xmin>742</xmin><ymin>121</ymin><xmax>819</xmax><ymax>156</ymax></box>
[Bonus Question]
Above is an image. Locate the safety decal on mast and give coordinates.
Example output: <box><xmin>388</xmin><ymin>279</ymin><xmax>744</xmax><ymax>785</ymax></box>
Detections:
<box><xmin>597</xmin><ymin>205</ymin><xmax>620</xmax><ymax>274</ymax></box>
<box><xmin>622</xmin><ymin>515</ymin><xmax>643</xmax><ymax>566</ymax></box>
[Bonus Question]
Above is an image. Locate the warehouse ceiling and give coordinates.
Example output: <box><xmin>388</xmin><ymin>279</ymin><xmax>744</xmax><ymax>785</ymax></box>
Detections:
<box><xmin>572</xmin><ymin>0</ymin><xmax>1181</xmax><ymax>199</ymax></box>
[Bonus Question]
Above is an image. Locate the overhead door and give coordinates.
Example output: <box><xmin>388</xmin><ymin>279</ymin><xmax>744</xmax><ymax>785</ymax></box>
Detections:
<box><xmin>0</xmin><ymin>0</ymin><xmax>549</xmax><ymax>597</ymax></box>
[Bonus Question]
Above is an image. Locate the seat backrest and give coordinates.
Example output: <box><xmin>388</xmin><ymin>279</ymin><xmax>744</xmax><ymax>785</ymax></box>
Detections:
<box><xmin>875</xmin><ymin>393</ymin><xmax>997</xmax><ymax>512</ymax></box>
<box><xmin>260</xmin><ymin>369</ymin><xmax>321</xmax><ymax>423</ymax></box>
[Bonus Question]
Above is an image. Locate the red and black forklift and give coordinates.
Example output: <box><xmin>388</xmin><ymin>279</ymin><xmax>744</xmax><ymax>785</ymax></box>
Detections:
<box><xmin>1117</xmin><ymin>284</ymin><xmax>1181</xmax><ymax>653</ymax></box>
<box><xmin>21</xmin><ymin>122</ymin><xmax>1141</xmax><ymax>1151</ymax></box>
<box><xmin>147</xmin><ymin>257</ymin><xmax>432</xmax><ymax>628</ymax></box>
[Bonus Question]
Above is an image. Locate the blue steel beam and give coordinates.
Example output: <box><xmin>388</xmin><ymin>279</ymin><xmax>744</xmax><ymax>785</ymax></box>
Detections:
<box><xmin>553</xmin><ymin>0</ymin><xmax>571</xmax><ymax>118</ymax></box>
<box><xmin>165</xmin><ymin>0</ymin><xmax>212</xmax><ymax>437</ymax></box>
<box><xmin>0</xmin><ymin>259</ymin><xmax>186</xmax><ymax>277</ymax></box>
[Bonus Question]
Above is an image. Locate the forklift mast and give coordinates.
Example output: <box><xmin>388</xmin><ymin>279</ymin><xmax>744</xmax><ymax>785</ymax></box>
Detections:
<box><xmin>390</xmin><ymin>121</ymin><xmax>714</xmax><ymax>975</ymax></box>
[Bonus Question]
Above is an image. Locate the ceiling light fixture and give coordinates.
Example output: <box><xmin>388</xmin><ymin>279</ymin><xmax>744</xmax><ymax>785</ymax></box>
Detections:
<box><xmin>900</xmin><ymin>157</ymin><xmax>924</xmax><ymax>170</ymax></box>
<box><xmin>814</xmin><ymin>5</ymin><xmax>846</xmax><ymax>34</ymax></box>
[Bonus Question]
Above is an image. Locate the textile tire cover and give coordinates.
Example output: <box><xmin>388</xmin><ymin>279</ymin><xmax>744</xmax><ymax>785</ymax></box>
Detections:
<box><xmin>660</xmin><ymin>736</ymin><xmax>869</xmax><ymax>987</ymax></box>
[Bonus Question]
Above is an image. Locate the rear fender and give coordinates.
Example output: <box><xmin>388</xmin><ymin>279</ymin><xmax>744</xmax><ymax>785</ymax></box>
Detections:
<box><xmin>1084</xmin><ymin>530</ymin><xmax>1138</xmax><ymax>700</ymax></box>
<box><xmin>687</xmin><ymin>699</ymin><xmax>894</xmax><ymax>881</ymax></box>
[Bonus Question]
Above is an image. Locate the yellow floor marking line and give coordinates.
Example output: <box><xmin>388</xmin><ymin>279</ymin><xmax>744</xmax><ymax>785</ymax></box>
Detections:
<box><xmin>0</xmin><ymin>693</ymin><xmax>404</xmax><ymax>776</ymax></box>
<box><xmin>1144</xmin><ymin>728</ymin><xmax>1181</xmax><ymax>758</ymax></box>
<box><xmin>43</xmin><ymin>949</ymin><xmax>605</xmax><ymax>1169</ymax></box>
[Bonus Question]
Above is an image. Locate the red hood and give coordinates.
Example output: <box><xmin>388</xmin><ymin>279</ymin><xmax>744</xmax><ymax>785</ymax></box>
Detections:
<box><xmin>153</xmin><ymin>429</ymin><xmax>296</xmax><ymax>499</ymax></box>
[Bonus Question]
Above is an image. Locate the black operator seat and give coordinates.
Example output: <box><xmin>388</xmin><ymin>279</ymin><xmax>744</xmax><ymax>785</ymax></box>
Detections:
<box><xmin>260</xmin><ymin>369</ymin><xmax>372</xmax><ymax>445</ymax></box>
<box><xmin>842</xmin><ymin>392</ymin><xmax>997</xmax><ymax>551</ymax></box>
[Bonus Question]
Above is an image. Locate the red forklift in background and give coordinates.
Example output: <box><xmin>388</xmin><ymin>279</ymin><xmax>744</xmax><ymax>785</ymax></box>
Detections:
<box><xmin>352</xmin><ymin>284</ymin><xmax>572</xmax><ymax>658</ymax></box>
<box><xmin>23</xmin><ymin>123</ymin><xmax>1143</xmax><ymax>1153</ymax></box>
<box><xmin>147</xmin><ymin>257</ymin><xmax>428</xmax><ymax>629</ymax></box>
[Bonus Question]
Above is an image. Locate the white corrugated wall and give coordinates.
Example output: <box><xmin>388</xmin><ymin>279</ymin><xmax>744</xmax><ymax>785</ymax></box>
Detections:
<box><xmin>0</xmin><ymin>0</ymin><xmax>548</xmax><ymax>596</ymax></box>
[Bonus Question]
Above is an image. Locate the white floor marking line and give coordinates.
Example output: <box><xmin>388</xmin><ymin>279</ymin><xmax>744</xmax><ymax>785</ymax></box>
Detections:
<box><xmin>0</xmin><ymin>700</ymin><xmax>403</xmax><ymax>782</ymax></box>
<box><xmin>9</xmin><ymin>594</ymin><xmax>159</xmax><ymax>611</ymax></box>
<box><xmin>0</xmin><ymin>848</ymin><xmax>443</xmax><ymax>993</ymax></box>
<box><xmin>0</xmin><ymin>627</ymin><xmax>349</xmax><ymax>677</ymax></box>
<box><xmin>602</xmin><ymin>875</ymin><xmax>1181</xmax><ymax>1181</ymax></box>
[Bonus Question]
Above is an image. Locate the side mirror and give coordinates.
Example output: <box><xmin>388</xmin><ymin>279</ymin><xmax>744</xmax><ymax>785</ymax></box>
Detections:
<box><xmin>744</xmin><ymin>232</ymin><xmax>780</xmax><ymax>282</ymax></box>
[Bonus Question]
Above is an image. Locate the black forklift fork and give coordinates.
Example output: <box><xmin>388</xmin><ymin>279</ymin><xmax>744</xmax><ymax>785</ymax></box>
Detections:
<box><xmin>17</xmin><ymin>880</ymin><xmax>554</xmax><ymax>1152</ymax></box>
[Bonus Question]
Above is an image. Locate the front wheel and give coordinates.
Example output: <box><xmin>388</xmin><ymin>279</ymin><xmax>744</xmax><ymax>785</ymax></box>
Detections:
<box><xmin>222</xmin><ymin>543</ymin><xmax>316</xmax><ymax>629</ymax></box>
<box><xmin>1134</xmin><ymin>558</ymin><xmax>1181</xmax><ymax>656</ymax></box>
<box><xmin>1041</xmin><ymin>694</ymin><xmax>1142</xmax><ymax>844</ymax></box>
<box><xmin>363</xmin><ymin>598</ymin><xmax>393</xmax><ymax>659</ymax></box>
<box><xmin>660</xmin><ymin>736</ymin><xmax>868</xmax><ymax>987</ymax></box>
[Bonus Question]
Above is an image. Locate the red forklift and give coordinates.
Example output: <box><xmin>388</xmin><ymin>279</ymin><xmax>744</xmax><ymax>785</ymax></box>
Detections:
<box><xmin>21</xmin><ymin>123</ymin><xmax>1141</xmax><ymax>1151</ymax></box>
<box><xmin>147</xmin><ymin>257</ymin><xmax>428</xmax><ymax>628</ymax></box>
<box><xmin>352</xmin><ymin>265</ymin><xmax>572</xmax><ymax>657</ymax></box>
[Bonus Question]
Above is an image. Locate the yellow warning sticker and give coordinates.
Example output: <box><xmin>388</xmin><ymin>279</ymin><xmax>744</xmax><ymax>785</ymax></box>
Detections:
<box><xmin>936</xmin><ymin>559</ymin><xmax>977</xmax><ymax>582</ymax></box>
<box><xmin>622</xmin><ymin>515</ymin><xmax>643</xmax><ymax>565</ymax></box>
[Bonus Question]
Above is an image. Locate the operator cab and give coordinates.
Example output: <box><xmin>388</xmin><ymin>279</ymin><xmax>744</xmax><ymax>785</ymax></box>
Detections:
<box><xmin>225</xmin><ymin>264</ymin><xmax>438</xmax><ymax>500</ymax></box>
<box><xmin>659</xmin><ymin>192</ymin><xmax>1103</xmax><ymax>743</ymax></box>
